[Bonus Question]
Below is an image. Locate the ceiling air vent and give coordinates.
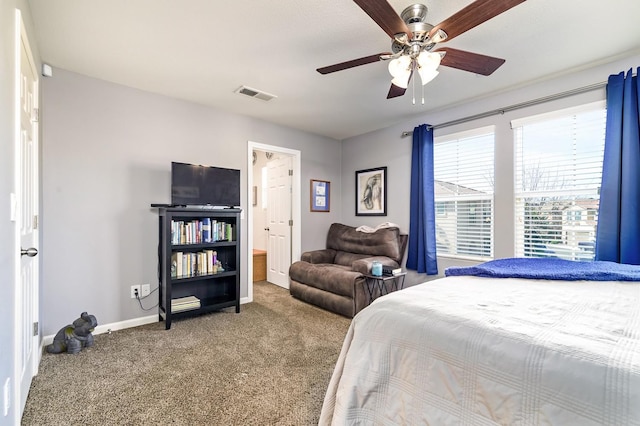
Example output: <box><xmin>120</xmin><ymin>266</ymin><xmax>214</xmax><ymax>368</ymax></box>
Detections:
<box><xmin>234</xmin><ymin>85</ymin><xmax>277</xmax><ymax>102</ymax></box>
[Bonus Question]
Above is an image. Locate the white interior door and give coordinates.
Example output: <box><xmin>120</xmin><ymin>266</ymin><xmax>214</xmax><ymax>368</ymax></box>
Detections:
<box><xmin>266</xmin><ymin>156</ymin><xmax>292</xmax><ymax>288</ymax></box>
<box><xmin>15</xmin><ymin>14</ymin><xmax>40</xmax><ymax>420</ymax></box>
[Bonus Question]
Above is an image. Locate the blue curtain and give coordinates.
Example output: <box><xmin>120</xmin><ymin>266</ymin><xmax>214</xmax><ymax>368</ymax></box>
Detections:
<box><xmin>595</xmin><ymin>68</ymin><xmax>640</xmax><ymax>264</ymax></box>
<box><xmin>407</xmin><ymin>124</ymin><xmax>438</xmax><ymax>274</ymax></box>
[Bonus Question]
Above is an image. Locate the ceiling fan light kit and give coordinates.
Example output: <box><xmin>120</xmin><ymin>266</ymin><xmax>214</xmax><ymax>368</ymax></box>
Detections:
<box><xmin>418</xmin><ymin>67</ymin><xmax>439</xmax><ymax>86</ymax></box>
<box><xmin>391</xmin><ymin>74</ymin><xmax>411</xmax><ymax>89</ymax></box>
<box><xmin>388</xmin><ymin>55</ymin><xmax>412</xmax><ymax>87</ymax></box>
<box><xmin>317</xmin><ymin>0</ymin><xmax>527</xmax><ymax>102</ymax></box>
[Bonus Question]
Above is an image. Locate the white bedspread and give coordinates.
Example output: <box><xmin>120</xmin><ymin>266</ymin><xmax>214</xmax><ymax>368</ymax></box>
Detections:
<box><xmin>320</xmin><ymin>276</ymin><xmax>640</xmax><ymax>425</ymax></box>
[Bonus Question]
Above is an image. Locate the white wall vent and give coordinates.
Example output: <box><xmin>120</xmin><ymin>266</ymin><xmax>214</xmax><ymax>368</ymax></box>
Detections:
<box><xmin>234</xmin><ymin>85</ymin><xmax>277</xmax><ymax>101</ymax></box>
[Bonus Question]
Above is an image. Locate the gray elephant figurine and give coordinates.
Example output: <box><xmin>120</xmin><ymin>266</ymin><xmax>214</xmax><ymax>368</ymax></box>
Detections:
<box><xmin>46</xmin><ymin>312</ymin><xmax>98</xmax><ymax>354</ymax></box>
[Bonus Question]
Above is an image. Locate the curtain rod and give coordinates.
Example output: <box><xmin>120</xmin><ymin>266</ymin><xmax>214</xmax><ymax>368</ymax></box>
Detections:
<box><xmin>400</xmin><ymin>80</ymin><xmax>608</xmax><ymax>137</ymax></box>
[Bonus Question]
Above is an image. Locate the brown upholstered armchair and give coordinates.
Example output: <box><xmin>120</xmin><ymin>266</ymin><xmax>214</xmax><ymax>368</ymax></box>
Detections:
<box><xmin>288</xmin><ymin>223</ymin><xmax>408</xmax><ymax>317</ymax></box>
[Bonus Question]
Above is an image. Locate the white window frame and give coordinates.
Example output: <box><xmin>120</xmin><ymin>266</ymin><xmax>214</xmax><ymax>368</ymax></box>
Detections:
<box><xmin>434</xmin><ymin>126</ymin><xmax>495</xmax><ymax>261</ymax></box>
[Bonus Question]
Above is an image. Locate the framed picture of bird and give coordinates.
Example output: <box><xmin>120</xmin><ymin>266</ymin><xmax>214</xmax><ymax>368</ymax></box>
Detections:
<box><xmin>355</xmin><ymin>166</ymin><xmax>387</xmax><ymax>216</ymax></box>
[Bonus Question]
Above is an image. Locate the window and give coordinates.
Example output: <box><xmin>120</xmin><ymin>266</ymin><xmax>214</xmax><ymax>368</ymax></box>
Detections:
<box><xmin>513</xmin><ymin>102</ymin><xmax>606</xmax><ymax>261</ymax></box>
<box><xmin>434</xmin><ymin>128</ymin><xmax>494</xmax><ymax>259</ymax></box>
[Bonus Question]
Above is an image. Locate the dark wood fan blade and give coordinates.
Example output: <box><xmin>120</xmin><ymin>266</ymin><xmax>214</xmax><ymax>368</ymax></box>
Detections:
<box><xmin>429</xmin><ymin>0</ymin><xmax>526</xmax><ymax>42</ymax></box>
<box><xmin>317</xmin><ymin>52</ymin><xmax>391</xmax><ymax>75</ymax></box>
<box><xmin>387</xmin><ymin>71</ymin><xmax>413</xmax><ymax>99</ymax></box>
<box><xmin>437</xmin><ymin>47</ymin><xmax>505</xmax><ymax>76</ymax></box>
<box><xmin>387</xmin><ymin>84</ymin><xmax>406</xmax><ymax>99</ymax></box>
<box><xmin>354</xmin><ymin>0</ymin><xmax>412</xmax><ymax>39</ymax></box>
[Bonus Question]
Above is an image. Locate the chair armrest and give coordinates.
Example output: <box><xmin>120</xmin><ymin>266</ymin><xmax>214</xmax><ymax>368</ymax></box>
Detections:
<box><xmin>300</xmin><ymin>249</ymin><xmax>337</xmax><ymax>264</ymax></box>
<box><xmin>352</xmin><ymin>256</ymin><xmax>400</xmax><ymax>275</ymax></box>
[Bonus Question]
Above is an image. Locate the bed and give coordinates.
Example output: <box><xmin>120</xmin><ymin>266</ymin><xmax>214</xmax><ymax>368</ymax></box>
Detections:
<box><xmin>319</xmin><ymin>258</ymin><xmax>640</xmax><ymax>425</ymax></box>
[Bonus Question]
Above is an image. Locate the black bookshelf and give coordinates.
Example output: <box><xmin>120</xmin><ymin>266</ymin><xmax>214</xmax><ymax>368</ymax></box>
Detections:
<box><xmin>154</xmin><ymin>206</ymin><xmax>241</xmax><ymax>329</ymax></box>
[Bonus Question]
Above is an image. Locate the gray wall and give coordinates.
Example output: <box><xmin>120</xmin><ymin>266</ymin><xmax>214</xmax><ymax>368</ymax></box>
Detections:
<box><xmin>0</xmin><ymin>1</ymin><xmax>40</xmax><ymax>424</ymax></box>
<box><xmin>41</xmin><ymin>68</ymin><xmax>341</xmax><ymax>335</ymax></box>
<box><xmin>38</xmin><ymin>52</ymin><xmax>640</xmax><ymax>338</ymax></box>
<box><xmin>341</xmin><ymin>53</ymin><xmax>640</xmax><ymax>286</ymax></box>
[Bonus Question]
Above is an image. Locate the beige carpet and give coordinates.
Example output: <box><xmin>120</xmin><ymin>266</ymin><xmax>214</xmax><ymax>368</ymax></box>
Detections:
<box><xmin>22</xmin><ymin>281</ymin><xmax>351</xmax><ymax>425</ymax></box>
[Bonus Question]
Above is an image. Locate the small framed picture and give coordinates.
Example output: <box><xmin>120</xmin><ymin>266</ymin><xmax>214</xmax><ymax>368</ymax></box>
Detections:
<box><xmin>310</xmin><ymin>179</ymin><xmax>330</xmax><ymax>212</ymax></box>
<box><xmin>356</xmin><ymin>166</ymin><xmax>387</xmax><ymax>216</ymax></box>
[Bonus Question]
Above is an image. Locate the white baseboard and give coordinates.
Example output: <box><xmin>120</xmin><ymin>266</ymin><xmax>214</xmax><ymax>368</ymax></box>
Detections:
<box><xmin>41</xmin><ymin>314</ymin><xmax>158</xmax><ymax>347</ymax></box>
<box><xmin>41</xmin><ymin>298</ymin><xmax>251</xmax><ymax>348</ymax></box>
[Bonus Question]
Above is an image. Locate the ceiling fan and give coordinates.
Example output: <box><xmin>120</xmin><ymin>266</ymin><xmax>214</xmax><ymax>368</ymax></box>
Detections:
<box><xmin>317</xmin><ymin>0</ymin><xmax>527</xmax><ymax>100</ymax></box>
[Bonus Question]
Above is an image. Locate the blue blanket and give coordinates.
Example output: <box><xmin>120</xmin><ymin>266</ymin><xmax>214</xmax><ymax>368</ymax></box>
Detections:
<box><xmin>444</xmin><ymin>258</ymin><xmax>640</xmax><ymax>281</ymax></box>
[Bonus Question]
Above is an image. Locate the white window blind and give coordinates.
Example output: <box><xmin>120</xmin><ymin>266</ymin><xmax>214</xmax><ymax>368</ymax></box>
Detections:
<box><xmin>513</xmin><ymin>102</ymin><xmax>606</xmax><ymax>260</ymax></box>
<box><xmin>434</xmin><ymin>128</ymin><xmax>494</xmax><ymax>259</ymax></box>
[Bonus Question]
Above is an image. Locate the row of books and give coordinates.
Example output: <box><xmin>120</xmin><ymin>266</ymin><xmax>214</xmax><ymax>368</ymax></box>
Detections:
<box><xmin>171</xmin><ymin>250</ymin><xmax>226</xmax><ymax>278</ymax></box>
<box><xmin>171</xmin><ymin>295</ymin><xmax>200</xmax><ymax>313</ymax></box>
<box><xmin>171</xmin><ymin>218</ymin><xmax>234</xmax><ymax>245</ymax></box>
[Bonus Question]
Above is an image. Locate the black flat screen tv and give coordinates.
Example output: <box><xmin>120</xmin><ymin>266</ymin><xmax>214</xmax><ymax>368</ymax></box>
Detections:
<box><xmin>171</xmin><ymin>162</ymin><xmax>240</xmax><ymax>207</ymax></box>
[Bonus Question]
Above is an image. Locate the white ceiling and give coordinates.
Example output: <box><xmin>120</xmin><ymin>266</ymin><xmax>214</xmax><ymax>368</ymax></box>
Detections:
<box><xmin>27</xmin><ymin>0</ymin><xmax>640</xmax><ymax>140</ymax></box>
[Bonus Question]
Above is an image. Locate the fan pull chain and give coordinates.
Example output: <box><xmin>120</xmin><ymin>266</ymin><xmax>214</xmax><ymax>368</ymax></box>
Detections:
<box><xmin>412</xmin><ymin>63</ymin><xmax>416</xmax><ymax>105</ymax></box>
<box><xmin>421</xmin><ymin>81</ymin><xmax>425</xmax><ymax>105</ymax></box>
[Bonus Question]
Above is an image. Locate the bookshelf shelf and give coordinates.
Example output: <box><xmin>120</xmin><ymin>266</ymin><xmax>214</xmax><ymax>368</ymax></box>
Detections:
<box><xmin>171</xmin><ymin>241</ymin><xmax>237</xmax><ymax>250</ymax></box>
<box><xmin>154</xmin><ymin>206</ymin><xmax>241</xmax><ymax>329</ymax></box>
<box><xmin>172</xmin><ymin>270</ymin><xmax>237</xmax><ymax>283</ymax></box>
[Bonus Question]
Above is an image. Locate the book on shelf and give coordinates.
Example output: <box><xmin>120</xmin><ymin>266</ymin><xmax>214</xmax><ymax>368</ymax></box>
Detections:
<box><xmin>226</xmin><ymin>223</ymin><xmax>233</xmax><ymax>242</ymax></box>
<box><xmin>202</xmin><ymin>217</ymin><xmax>211</xmax><ymax>243</ymax></box>
<box><xmin>172</xmin><ymin>295</ymin><xmax>200</xmax><ymax>305</ymax></box>
<box><xmin>171</xmin><ymin>295</ymin><xmax>201</xmax><ymax>312</ymax></box>
<box><xmin>382</xmin><ymin>266</ymin><xmax>403</xmax><ymax>276</ymax></box>
<box><xmin>173</xmin><ymin>304</ymin><xmax>199</xmax><ymax>313</ymax></box>
<box><xmin>197</xmin><ymin>252</ymin><xmax>204</xmax><ymax>275</ymax></box>
<box><xmin>172</xmin><ymin>302</ymin><xmax>200</xmax><ymax>312</ymax></box>
<box><xmin>172</xmin><ymin>252</ymin><xmax>183</xmax><ymax>278</ymax></box>
<box><xmin>205</xmin><ymin>249</ymin><xmax>216</xmax><ymax>274</ymax></box>
<box><xmin>213</xmin><ymin>221</ymin><xmax>218</xmax><ymax>241</ymax></box>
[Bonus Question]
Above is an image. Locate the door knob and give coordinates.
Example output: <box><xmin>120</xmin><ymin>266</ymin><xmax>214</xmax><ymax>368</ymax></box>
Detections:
<box><xmin>21</xmin><ymin>247</ymin><xmax>38</xmax><ymax>257</ymax></box>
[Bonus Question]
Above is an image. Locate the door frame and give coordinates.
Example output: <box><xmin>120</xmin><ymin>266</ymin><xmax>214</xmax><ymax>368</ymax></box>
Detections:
<box><xmin>246</xmin><ymin>141</ymin><xmax>301</xmax><ymax>302</ymax></box>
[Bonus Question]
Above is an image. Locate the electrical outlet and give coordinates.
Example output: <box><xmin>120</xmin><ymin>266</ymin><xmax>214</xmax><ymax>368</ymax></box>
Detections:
<box><xmin>130</xmin><ymin>285</ymin><xmax>140</xmax><ymax>299</ymax></box>
<box><xmin>141</xmin><ymin>283</ymin><xmax>151</xmax><ymax>297</ymax></box>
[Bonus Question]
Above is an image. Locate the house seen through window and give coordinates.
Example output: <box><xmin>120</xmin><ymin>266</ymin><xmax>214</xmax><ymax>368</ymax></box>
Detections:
<box><xmin>434</xmin><ymin>127</ymin><xmax>495</xmax><ymax>259</ymax></box>
<box><xmin>513</xmin><ymin>101</ymin><xmax>606</xmax><ymax>261</ymax></box>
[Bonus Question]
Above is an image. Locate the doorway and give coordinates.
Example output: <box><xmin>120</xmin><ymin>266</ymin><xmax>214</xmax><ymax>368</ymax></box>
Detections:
<box><xmin>247</xmin><ymin>142</ymin><xmax>301</xmax><ymax>301</ymax></box>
